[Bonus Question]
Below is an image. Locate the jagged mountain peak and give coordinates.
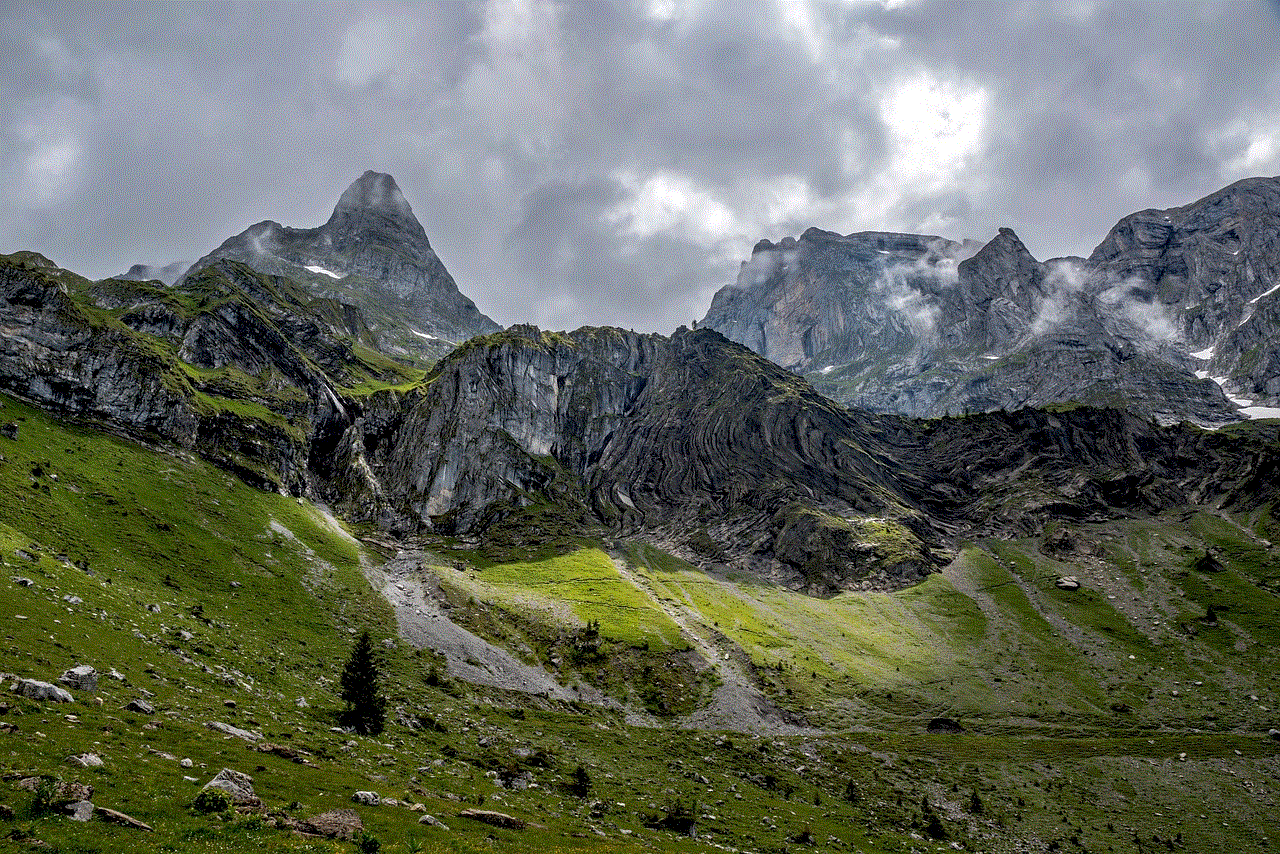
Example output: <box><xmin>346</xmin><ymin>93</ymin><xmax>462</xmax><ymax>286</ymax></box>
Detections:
<box><xmin>325</xmin><ymin>170</ymin><xmax>426</xmax><ymax>240</ymax></box>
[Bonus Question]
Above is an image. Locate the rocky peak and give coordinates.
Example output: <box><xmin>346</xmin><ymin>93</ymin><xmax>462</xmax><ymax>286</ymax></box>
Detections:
<box><xmin>324</xmin><ymin>171</ymin><xmax>427</xmax><ymax>242</ymax></box>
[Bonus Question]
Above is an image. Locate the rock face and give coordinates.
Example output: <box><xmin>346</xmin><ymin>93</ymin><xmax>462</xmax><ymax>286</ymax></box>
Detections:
<box><xmin>702</xmin><ymin>177</ymin><xmax>1280</xmax><ymax>423</ymax></box>
<box><xmin>185</xmin><ymin>171</ymin><xmax>500</xmax><ymax>360</ymax></box>
<box><xmin>116</xmin><ymin>261</ymin><xmax>189</xmax><ymax>286</ymax></box>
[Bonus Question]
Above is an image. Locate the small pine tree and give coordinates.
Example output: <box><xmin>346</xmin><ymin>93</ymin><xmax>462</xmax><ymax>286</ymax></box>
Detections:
<box><xmin>340</xmin><ymin>631</ymin><xmax>387</xmax><ymax>735</ymax></box>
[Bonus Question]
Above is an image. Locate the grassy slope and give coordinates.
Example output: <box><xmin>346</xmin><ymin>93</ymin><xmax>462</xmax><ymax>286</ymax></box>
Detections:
<box><xmin>1</xmin><ymin>392</ymin><xmax>1277</xmax><ymax>854</ymax></box>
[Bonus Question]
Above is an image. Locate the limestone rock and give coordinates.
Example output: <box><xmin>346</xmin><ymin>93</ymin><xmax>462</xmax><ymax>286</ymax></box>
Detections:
<box><xmin>96</xmin><ymin>806</ymin><xmax>152</xmax><ymax>831</ymax></box>
<box><xmin>66</xmin><ymin>800</ymin><xmax>94</xmax><ymax>822</ymax></box>
<box><xmin>67</xmin><ymin>752</ymin><xmax>104</xmax><ymax>768</ymax></box>
<box><xmin>123</xmin><ymin>698</ymin><xmax>155</xmax><ymax>715</ymax></box>
<box><xmin>12</xmin><ymin>678</ymin><xmax>74</xmax><ymax>703</ymax></box>
<box><xmin>457</xmin><ymin>808</ymin><xmax>527</xmax><ymax>829</ymax></box>
<box><xmin>419</xmin><ymin>813</ymin><xmax>450</xmax><ymax>830</ymax></box>
<box><xmin>1055</xmin><ymin>576</ymin><xmax>1081</xmax><ymax>591</ymax></box>
<box><xmin>206</xmin><ymin>720</ymin><xmax>262</xmax><ymax>742</ymax></box>
<box><xmin>302</xmin><ymin>808</ymin><xmax>363</xmax><ymax>840</ymax></box>
<box><xmin>59</xmin><ymin>665</ymin><xmax>98</xmax><ymax>693</ymax></box>
<box><xmin>202</xmin><ymin>768</ymin><xmax>260</xmax><ymax>807</ymax></box>
<box><xmin>351</xmin><ymin>790</ymin><xmax>380</xmax><ymax>806</ymax></box>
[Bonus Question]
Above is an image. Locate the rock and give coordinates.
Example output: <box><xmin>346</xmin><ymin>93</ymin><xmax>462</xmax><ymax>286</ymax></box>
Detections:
<box><xmin>351</xmin><ymin>790</ymin><xmax>380</xmax><ymax>806</ymax></box>
<box><xmin>380</xmin><ymin>797</ymin><xmax>400</xmax><ymax>807</ymax></box>
<box><xmin>1193</xmin><ymin>550</ymin><xmax>1225</xmax><ymax>573</ymax></box>
<box><xmin>301</xmin><ymin>808</ymin><xmax>362</xmax><ymax>840</ymax></box>
<box><xmin>256</xmin><ymin>742</ymin><xmax>308</xmax><ymax>763</ymax></box>
<box><xmin>418</xmin><ymin>814</ymin><xmax>450</xmax><ymax>830</ymax></box>
<box><xmin>927</xmin><ymin>717</ymin><xmax>966</xmax><ymax>734</ymax></box>
<box><xmin>58</xmin><ymin>665</ymin><xmax>98</xmax><ymax>693</ymax></box>
<box><xmin>206</xmin><ymin>720</ymin><xmax>262</xmax><ymax>741</ymax></box>
<box><xmin>63</xmin><ymin>594</ymin><xmax>83</xmax><ymax>606</ymax></box>
<box><xmin>1055</xmin><ymin>576</ymin><xmax>1081</xmax><ymax>591</ymax></box>
<box><xmin>202</xmin><ymin>768</ymin><xmax>260</xmax><ymax>806</ymax></box>
<box><xmin>177</xmin><ymin>630</ymin><xmax>193</xmax><ymax>642</ymax></box>
<box><xmin>295</xmin><ymin>696</ymin><xmax>308</xmax><ymax>708</ymax></box>
<box><xmin>457</xmin><ymin>808</ymin><xmax>527</xmax><ymax>830</ymax></box>
<box><xmin>147</xmin><ymin>604</ymin><xmax>161</xmax><ymax>613</ymax></box>
<box><xmin>65</xmin><ymin>800</ymin><xmax>94</xmax><ymax>822</ymax></box>
<box><xmin>0</xmin><ymin>422</ymin><xmax>17</xmax><ymax>439</ymax></box>
<box><xmin>123</xmin><ymin>698</ymin><xmax>155</xmax><ymax>715</ymax></box>
<box><xmin>96</xmin><ymin>806</ymin><xmax>153</xmax><ymax>831</ymax></box>
<box><xmin>12</xmin><ymin>577</ymin><xmax>33</xmax><ymax>587</ymax></box>
<box><xmin>1268</xmin><ymin>728</ymin><xmax>1280</xmax><ymax>741</ymax></box>
<box><xmin>180</xmin><ymin>758</ymin><xmax>193</xmax><ymax>768</ymax></box>
<box><xmin>12</xmin><ymin>678</ymin><xmax>74</xmax><ymax>703</ymax></box>
<box><xmin>67</xmin><ymin>753</ymin><xmax>104</xmax><ymax>768</ymax></box>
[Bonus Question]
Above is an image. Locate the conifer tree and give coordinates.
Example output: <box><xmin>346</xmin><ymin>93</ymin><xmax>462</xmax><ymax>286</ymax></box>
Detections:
<box><xmin>340</xmin><ymin>630</ymin><xmax>387</xmax><ymax>735</ymax></box>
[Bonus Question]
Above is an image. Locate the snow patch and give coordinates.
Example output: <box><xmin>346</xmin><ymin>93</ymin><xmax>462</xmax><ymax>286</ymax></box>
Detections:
<box><xmin>1190</xmin><ymin>347</ymin><xmax>1215</xmax><ymax>360</ymax></box>
<box><xmin>1194</xmin><ymin>369</ymin><xmax>1210</xmax><ymax>380</ymax></box>
<box><xmin>304</xmin><ymin>264</ymin><xmax>342</xmax><ymax>279</ymax></box>
<box><xmin>1248</xmin><ymin>281</ymin><xmax>1280</xmax><ymax>305</ymax></box>
<box><xmin>1242</xmin><ymin>405</ymin><xmax>1280</xmax><ymax>420</ymax></box>
<box><xmin>410</xmin><ymin>328</ymin><xmax>438</xmax><ymax>341</ymax></box>
<box><xmin>818</xmin><ymin>365</ymin><xmax>837</xmax><ymax>375</ymax></box>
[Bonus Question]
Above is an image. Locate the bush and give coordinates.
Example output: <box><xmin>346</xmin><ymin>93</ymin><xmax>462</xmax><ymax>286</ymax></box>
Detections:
<box><xmin>568</xmin><ymin>764</ymin><xmax>592</xmax><ymax>798</ymax></box>
<box><xmin>340</xmin><ymin>630</ymin><xmax>387</xmax><ymax>736</ymax></box>
<box><xmin>191</xmin><ymin>788</ymin><xmax>233</xmax><ymax>815</ymax></box>
<box><xmin>357</xmin><ymin>831</ymin><xmax>381</xmax><ymax>853</ymax></box>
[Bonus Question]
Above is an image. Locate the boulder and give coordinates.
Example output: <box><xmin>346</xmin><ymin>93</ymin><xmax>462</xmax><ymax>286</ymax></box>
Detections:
<box><xmin>302</xmin><ymin>808</ymin><xmax>362</xmax><ymax>840</ymax></box>
<box><xmin>419</xmin><ymin>813</ymin><xmax>450</xmax><ymax>830</ymax></box>
<box><xmin>12</xmin><ymin>678</ymin><xmax>74</xmax><ymax>703</ymax></box>
<box><xmin>457</xmin><ymin>808</ymin><xmax>527</xmax><ymax>829</ymax></box>
<box><xmin>96</xmin><ymin>806</ymin><xmax>152</xmax><ymax>831</ymax></box>
<box><xmin>352</xmin><ymin>790</ymin><xmax>380</xmax><ymax>806</ymax></box>
<box><xmin>1055</xmin><ymin>576</ymin><xmax>1081</xmax><ymax>591</ymax></box>
<box><xmin>1</xmin><ymin>422</ymin><xmax>17</xmax><ymax>439</ymax></box>
<box><xmin>123</xmin><ymin>698</ymin><xmax>155</xmax><ymax>715</ymax></box>
<box><xmin>59</xmin><ymin>665</ymin><xmax>98</xmax><ymax>693</ymax></box>
<box><xmin>202</xmin><ymin>768</ymin><xmax>260</xmax><ymax>807</ymax></box>
<box><xmin>67</xmin><ymin>753</ymin><xmax>104</xmax><ymax>768</ymax></box>
<box><xmin>926</xmin><ymin>717</ymin><xmax>966</xmax><ymax>734</ymax></box>
<box><xmin>12</xmin><ymin>577</ymin><xmax>33</xmax><ymax>587</ymax></box>
<box><xmin>66</xmin><ymin>800</ymin><xmax>94</xmax><ymax>822</ymax></box>
<box><xmin>206</xmin><ymin>720</ymin><xmax>262</xmax><ymax>741</ymax></box>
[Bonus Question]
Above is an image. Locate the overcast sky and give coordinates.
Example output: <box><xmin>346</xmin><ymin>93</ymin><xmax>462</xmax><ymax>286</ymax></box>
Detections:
<box><xmin>3</xmin><ymin>1</ymin><xmax>1279</xmax><ymax>333</ymax></box>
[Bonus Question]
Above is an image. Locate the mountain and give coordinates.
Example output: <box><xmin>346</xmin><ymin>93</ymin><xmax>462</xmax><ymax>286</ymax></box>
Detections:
<box><xmin>116</xmin><ymin>260</ymin><xmax>189</xmax><ymax>285</ymax></box>
<box><xmin>185</xmin><ymin>171</ymin><xmax>500</xmax><ymax>361</ymax></box>
<box><xmin>701</xmin><ymin>176</ymin><xmax>1280</xmax><ymax>424</ymax></box>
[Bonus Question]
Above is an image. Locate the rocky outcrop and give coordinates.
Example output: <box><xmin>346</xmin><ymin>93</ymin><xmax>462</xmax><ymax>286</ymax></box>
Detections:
<box><xmin>185</xmin><ymin>171</ymin><xmax>500</xmax><ymax>360</ymax></box>
<box><xmin>702</xmin><ymin>177</ymin><xmax>1280</xmax><ymax>422</ymax></box>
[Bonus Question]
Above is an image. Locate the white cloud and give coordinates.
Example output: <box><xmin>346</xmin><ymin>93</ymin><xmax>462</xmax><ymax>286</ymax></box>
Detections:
<box><xmin>333</xmin><ymin>10</ymin><xmax>425</xmax><ymax>89</ymax></box>
<box><xmin>11</xmin><ymin>97</ymin><xmax>88</xmax><ymax>208</ymax></box>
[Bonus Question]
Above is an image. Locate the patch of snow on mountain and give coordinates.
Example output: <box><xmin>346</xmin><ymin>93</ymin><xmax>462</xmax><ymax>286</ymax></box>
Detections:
<box><xmin>410</xmin><ymin>328</ymin><xmax>438</xmax><ymax>341</ymax></box>
<box><xmin>1242</xmin><ymin>405</ymin><xmax>1280</xmax><ymax>420</ymax></box>
<box><xmin>304</xmin><ymin>264</ymin><xmax>342</xmax><ymax>279</ymax></box>
<box><xmin>818</xmin><ymin>365</ymin><xmax>836</xmax><ymax>374</ymax></box>
<box><xmin>1249</xmin><ymin>282</ymin><xmax>1280</xmax><ymax>305</ymax></box>
<box><xmin>1190</xmin><ymin>347</ymin><xmax>1215</xmax><ymax>360</ymax></box>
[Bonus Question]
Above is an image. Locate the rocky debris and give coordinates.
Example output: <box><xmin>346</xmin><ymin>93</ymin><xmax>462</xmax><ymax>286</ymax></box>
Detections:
<box><xmin>300</xmin><ymin>808</ymin><xmax>362</xmax><ymax>840</ymax></box>
<box><xmin>256</xmin><ymin>742</ymin><xmax>309</xmax><ymax>763</ymax></box>
<box><xmin>65</xmin><ymin>800</ymin><xmax>93</xmax><ymax>822</ymax></box>
<box><xmin>457</xmin><ymin>808</ymin><xmax>528</xmax><ymax>830</ymax></box>
<box><xmin>11</xmin><ymin>678</ymin><xmax>74</xmax><ymax>703</ymax></box>
<box><xmin>926</xmin><ymin>718</ymin><xmax>966</xmax><ymax>734</ymax></box>
<box><xmin>1055</xmin><ymin>576</ymin><xmax>1081</xmax><ymax>591</ymax></box>
<box><xmin>96</xmin><ymin>806</ymin><xmax>153</xmax><ymax>831</ymax></box>
<box><xmin>123</xmin><ymin>698</ymin><xmax>155</xmax><ymax>715</ymax></box>
<box><xmin>206</xmin><ymin>720</ymin><xmax>262</xmax><ymax>742</ymax></box>
<box><xmin>58</xmin><ymin>665</ymin><xmax>97</xmax><ymax>693</ymax></box>
<box><xmin>202</xmin><ymin>769</ymin><xmax>260</xmax><ymax>807</ymax></box>
<box><xmin>351</xmin><ymin>790</ymin><xmax>380</xmax><ymax>805</ymax></box>
<box><xmin>66</xmin><ymin>753</ymin><xmax>103</xmax><ymax>768</ymax></box>
<box><xmin>418</xmin><ymin>814</ymin><xmax>450</xmax><ymax>830</ymax></box>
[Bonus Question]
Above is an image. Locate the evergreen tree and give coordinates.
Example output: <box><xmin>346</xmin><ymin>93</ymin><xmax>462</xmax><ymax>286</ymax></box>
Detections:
<box><xmin>340</xmin><ymin>630</ymin><xmax>387</xmax><ymax>735</ymax></box>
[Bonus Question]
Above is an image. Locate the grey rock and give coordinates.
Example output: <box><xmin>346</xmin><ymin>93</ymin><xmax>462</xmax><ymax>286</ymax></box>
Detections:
<box><xmin>58</xmin><ymin>665</ymin><xmax>97</xmax><ymax>693</ymax></box>
<box><xmin>11</xmin><ymin>577</ymin><xmax>33</xmax><ymax>587</ymax></box>
<box><xmin>205</xmin><ymin>720</ymin><xmax>262</xmax><ymax>742</ymax></box>
<box><xmin>352</xmin><ymin>790</ymin><xmax>380</xmax><ymax>805</ymax></box>
<box><xmin>67</xmin><ymin>753</ymin><xmax>104</xmax><ymax>768</ymax></box>
<box><xmin>180</xmin><ymin>758</ymin><xmax>193</xmax><ymax>768</ymax></box>
<box><xmin>62</xmin><ymin>594</ymin><xmax>83</xmax><ymax>606</ymax></box>
<box><xmin>418</xmin><ymin>813</ymin><xmax>450</xmax><ymax>830</ymax></box>
<box><xmin>12</xmin><ymin>678</ymin><xmax>74</xmax><ymax>703</ymax></box>
<box><xmin>66</xmin><ymin>800</ymin><xmax>94</xmax><ymax>822</ymax></box>
<box><xmin>0</xmin><ymin>422</ymin><xmax>17</xmax><ymax>439</ymax></box>
<box><xmin>1055</xmin><ymin>576</ymin><xmax>1081</xmax><ymax>591</ymax></box>
<box><xmin>202</xmin><ymin>768</ymin><xmax>260</xmax><ymax>806</ymax></box>
<box><xmin>302</xmin><ymin>808</ymin><xmax>363</xmax><ymax>840</ymax></box>
<box><xmin>123</xmin><ymin>698</ymin><xmax>155</xmax><ymax>715</ymax></box>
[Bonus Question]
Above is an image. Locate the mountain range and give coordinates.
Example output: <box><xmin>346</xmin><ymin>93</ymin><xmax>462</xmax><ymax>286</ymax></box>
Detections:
<box><xmin>2</xmin><ymin>171</ymin><xmax>1278</xmax><ymax>853</ymax></box>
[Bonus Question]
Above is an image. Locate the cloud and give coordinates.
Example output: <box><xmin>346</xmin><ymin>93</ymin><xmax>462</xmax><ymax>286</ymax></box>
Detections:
<box><xmin>1</xmin><ymin>1</ymin><xmax>1279</xmax><ymax>333</ymax></box>
<box><xmin>1031</xmin><ymin>258</ymin><xmax>1088</xmax><ymax>336</ymax></box>
<box><xmin>1096</xmin><ymin>276</ymin><xmax>1180</xmax><ymax>343</ymax></box>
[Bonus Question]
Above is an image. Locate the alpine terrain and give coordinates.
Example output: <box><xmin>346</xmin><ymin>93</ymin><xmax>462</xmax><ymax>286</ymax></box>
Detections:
<box><xmin>0</xmin><ymin>172</ymin><xmax>1277</xmax><ymax>854</ymax></box>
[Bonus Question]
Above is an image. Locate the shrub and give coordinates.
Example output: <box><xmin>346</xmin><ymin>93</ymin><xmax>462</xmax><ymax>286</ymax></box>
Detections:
<box><xmin>191</xmin><ymin>788</ymin><xmax>233</xmax><ymax>815</ymax></box>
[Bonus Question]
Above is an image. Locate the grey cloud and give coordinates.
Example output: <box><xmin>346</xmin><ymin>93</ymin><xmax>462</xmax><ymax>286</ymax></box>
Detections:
<box><xmin>2</xmin><ymin>1</ymin><xmax>1280</xmax><ymax>334</ymax></box>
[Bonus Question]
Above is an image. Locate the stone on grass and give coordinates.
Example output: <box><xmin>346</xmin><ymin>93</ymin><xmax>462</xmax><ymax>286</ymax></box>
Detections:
<box><xmin>12</xmin><ymin>678</ymin><xmax>74</xmax><ymax>703</ymax></box>
<box><xmin>123</xmin><ymin>698</ymin><xmax>155</xmax><ymax>715</ymax></box>
<box><xmin>202</xmin><ymin>768</ymin><xmax>261</xmax><ymax>807</ymax></box>
<box><xmin>180</xmin><ymin>758</ymin><xmax>193</xmax><ymax>768</ymax></box>
<box><xmin>206</xmin><ymin>720</ymin><xmax>262</xmax><ymax>741</ymax></box>
<box><xmin>67</xmin><ymin>753</ymin><xmax>104</xmax><ymax>768</ymax></box>
<box><xmin>1055</xmin><ymin>576</ymin><xmax>1081</xmax><ymax>591</ymax></box>
<box><xmin>457</xmin><ymin>808</ymin><xmax>527</xmax><ymax>830</ymax></box>
<box><xmin>59</xmin><ymin>665</ymin><xmax>98</xmax><ymax>693</ymax></box>
<box><xmin>351</xmin><ymin>790</ymin><xmax>380</xmax><ymax>805</ymax></box>
<box><xmin>96</xmin><ymin>806</ymin><xmax>152</xmax><ymax>831</ymax></box>
<box><xmin>66</xmin><ymin>800</ymin><xmax>94</xmax><ymax>822</ymax></box>
<box><xmin>419</xmin><ymin>813</ymin><xmax>450</xmax><ymax>830</ymax></box>
<box><xmin>302</xmin><ymin>808</ymin><xmax>362</xmax><ymax>840</ymax></box>
<box><xmin>12</xmin><ymin>577</ymin><xmax>33</xmax><ymax>587</ymax></box>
